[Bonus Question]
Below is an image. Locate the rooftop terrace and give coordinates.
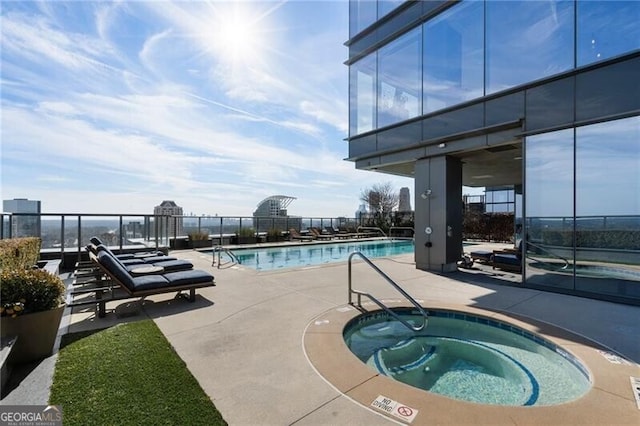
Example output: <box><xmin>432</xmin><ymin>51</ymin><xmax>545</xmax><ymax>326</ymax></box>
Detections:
<box><xmin>3</xmin><ymin>242</ymin><xmax>639</xmax><ymax>424</ymax></box>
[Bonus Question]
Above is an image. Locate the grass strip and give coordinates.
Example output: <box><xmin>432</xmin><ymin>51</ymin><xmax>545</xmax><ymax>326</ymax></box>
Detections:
<box><xmin>50</xmin><ymin>320</ymin><xmax>226</xmax><ymax>425</ymax></box>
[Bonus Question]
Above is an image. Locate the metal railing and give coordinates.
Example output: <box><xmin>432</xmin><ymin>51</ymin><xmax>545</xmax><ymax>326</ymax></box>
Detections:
<box><xmin>211</xmin><ymin>246</ymin><xmax>240</xmax><ymax>269</ymax></box>
<box><xmin>526</xmin><ymin>240</ymin><xmax>570</xmax><ymax>270</ymax></box>
<box><xmin>1</xmin><ymin>212</ymin><xmax>366</xmax><ymax>259</ymax></box>
<box><xmin>356</xmin><ymin>226</ymin><xmax>387</xmax><ymax>238</ymax></box>
<box><xmin>348</xmin><ymin>252</ymin><xmax>428</xmax><ymax>332</ymax></box>
<box><xmin>388</xmin><ymin>226</ymin><xmax>415</xmax><ymax>239</ymax></box>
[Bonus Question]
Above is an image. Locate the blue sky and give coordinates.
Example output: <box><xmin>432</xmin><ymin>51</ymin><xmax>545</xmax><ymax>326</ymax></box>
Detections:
<box><xmin>1</xmin><ymin>0</ymin><xmax>426</xmax><ymax>217</ymax></box>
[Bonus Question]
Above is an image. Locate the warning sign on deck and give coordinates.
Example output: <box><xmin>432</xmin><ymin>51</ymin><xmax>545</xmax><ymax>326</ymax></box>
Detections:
<box><xmin>370</xmin><ymin>395</ymin><xmax>418</xmax><ymax>423</ymax></box>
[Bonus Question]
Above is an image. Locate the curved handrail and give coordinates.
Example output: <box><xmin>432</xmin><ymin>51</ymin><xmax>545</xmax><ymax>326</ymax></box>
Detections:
<box><xmin>526</xmin><ymin>241</ymin><xmax>570</xmax><ymax>270</ymax></box>
<box><xmin>348</xmin><ymin>251</ymin><xmax>428</xmax><ymax>332</ymax></box>
<box><xmin>388</xmin><ymin>226</ymin><xmax>414</xmax><ymax>240</ymax></box>
<box><xmin>212</xmin><ymin>246</ymin><xmax>239</xmax><ymax>268</ymax></box>
<box><xmin>356</xmin><ymin>226</ymin><xmax>387</xmax><ymax>238</ymax></box>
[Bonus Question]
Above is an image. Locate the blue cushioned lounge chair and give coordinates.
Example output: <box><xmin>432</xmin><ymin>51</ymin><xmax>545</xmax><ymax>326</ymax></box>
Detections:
<box><xmin>89</xmin><ymin>236</ymin><xmax>166</xmax><ymax>260</ymax></box>
<box><xmin>90</xmin><ymin>244</ymin><xmax>193</xmax><ymax>272</ymax></box>
<box><xmin>68</xmin><ymin>250</ymin><xmax>215</xmax><ymax>318</ymax></box>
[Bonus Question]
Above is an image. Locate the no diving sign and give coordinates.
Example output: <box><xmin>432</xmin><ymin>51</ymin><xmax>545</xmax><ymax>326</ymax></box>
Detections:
<box><xmin>371</xmin><ymin>395</ymin><xmax>418</xmax><ymax>423</ymax></box>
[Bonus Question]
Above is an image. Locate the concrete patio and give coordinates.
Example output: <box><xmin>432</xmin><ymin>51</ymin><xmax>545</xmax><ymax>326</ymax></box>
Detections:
<box><xmin>4</xmin><ymin>242</ymin><xmax>640</xmax><ymax>424</ymax></box>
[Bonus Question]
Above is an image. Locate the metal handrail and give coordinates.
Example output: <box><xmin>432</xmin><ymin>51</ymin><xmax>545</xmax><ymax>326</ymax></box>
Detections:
<box><xmin>212</xmin><ymin>246</ymin><xmax>240</xmax><ymax>268</ymax></box>
<box><xmin>356</xmin><ymin>226</ymin><xmax>387</xmax><ymax>238</ymax></box>
<box><xmin>348</xmin><ymin>251</ymin><xmax>428</xmax><ymax>332</ymax></box>
<box><xmin>526</xmin><ymin>241</ymin><xmax>570</xmax><ymax>270</ymax></box>
<box><xmin>388</xmin><ymin>226</ymin><xmax>414</xmax><ymax>239</ymax></box>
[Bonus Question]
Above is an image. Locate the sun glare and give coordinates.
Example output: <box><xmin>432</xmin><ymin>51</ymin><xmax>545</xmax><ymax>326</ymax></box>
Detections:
<box><xmin>205</xmin><ymin>2</ymin><xmax>280</xmax><ymax>66</ymax></box>
<box><xmin>217</xmin><ymin>19</ymin><xmax>257</xmax><ymax>61</ymax></box>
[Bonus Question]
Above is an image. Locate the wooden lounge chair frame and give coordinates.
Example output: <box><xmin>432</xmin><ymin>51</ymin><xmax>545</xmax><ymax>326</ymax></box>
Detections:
<box><xmin>289</xmin><ymin>228</ymin><xmax>314</xmax><ymax>241</ymax></box>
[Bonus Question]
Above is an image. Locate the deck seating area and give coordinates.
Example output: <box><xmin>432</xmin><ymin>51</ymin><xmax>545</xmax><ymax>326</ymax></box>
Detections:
<box><xmin>469</xmin><ymin>242</ymin><xmax>523</xmax><ymax>273</ymax></box>
<box><xmin>67</xmin><ymin>238</ymin><xmax>215</xmax><ymax>317</ymax></box>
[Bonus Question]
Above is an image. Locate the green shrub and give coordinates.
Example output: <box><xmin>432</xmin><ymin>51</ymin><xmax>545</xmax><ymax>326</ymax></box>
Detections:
<box><xmin>0</xmin><ymin>237</ymin><xmax>41</xmax><ymax>271</ymax></box>
<box><xmin>188</xmin><ymin>231</ymin><xmax>209</xmax><ymax>241</ymax></box>
<box><xmin>267</xmin><ymin>228</ymin><xmax>282</xmax><ymax>237</ymax></box>
<box><xmin>0</xmin><ymin>268</ymin><xmax>65</xmax><ymax>317</ymax></box>
<box><xmin>237</xmin><ymin>227</ymin><xmax>256</xmax><ymax>237</ymax></box>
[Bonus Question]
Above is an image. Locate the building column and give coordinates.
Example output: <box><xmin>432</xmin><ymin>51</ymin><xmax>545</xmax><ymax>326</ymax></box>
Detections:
<box><xmin>414</xmin><ymin>156</ymin><xmax>463</xmax><ymax>272</ymax></box>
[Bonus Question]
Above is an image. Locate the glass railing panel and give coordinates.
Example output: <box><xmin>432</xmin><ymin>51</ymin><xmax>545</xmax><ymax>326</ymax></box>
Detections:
<box><xmin>40</xmin><ymin>215</ymin><xmax>64</xmax><ymax>250</ymax></box>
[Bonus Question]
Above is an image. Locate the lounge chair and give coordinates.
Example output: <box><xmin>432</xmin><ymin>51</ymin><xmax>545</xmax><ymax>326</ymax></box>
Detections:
<box><xmin>89</xmin><ymin>237</ymin><xmax>166</xmax><ymax>260</ymax></box>
<box><xmin>469</xmin><ymin>250</ymin><xmax>493</xmax><ymax>264</ymax></box>
<box><xmin>309</xmin><ymin>227</ymin><xmax>333</xmax><ymax>240</ymax></box>
<box><xmin>337</xmin><ymin>227</ymin><xmax>358</xmax><ymax>239</ymax></box>
<box><xmin>491</xmin><ymin>241</ymin><xmax>523</xmax><ymax>273</ymax></box>
<box><xmin>68</xmin><ymin>250</ymin><xmax>215</xmax><ymax>317</ymax></box>
<box><xmin>89</xmin><ymin>244</ymin><xmax>193</xmax><ymax>272</ymax></box>
<box><xmin>289</xmin><ymin>228</ymin><xmax>314</xmax><ymax>242</ymax></box>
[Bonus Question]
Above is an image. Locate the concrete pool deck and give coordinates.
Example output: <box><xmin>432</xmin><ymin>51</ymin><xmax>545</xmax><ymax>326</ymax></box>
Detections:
<box><xmin>8</xmin><ymin>242</ymin><xmax>640</xmax><ymax>424</ymax></box>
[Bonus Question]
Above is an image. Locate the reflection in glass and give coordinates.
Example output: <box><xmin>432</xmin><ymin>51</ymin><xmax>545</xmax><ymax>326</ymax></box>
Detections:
<box><xmin>423</xmin><ymin>0</ymin><xmax>484</xmax><ymax>113</ymax></box>
<box><xmin>486</xmin><ymin>0</ymin><xmax>574</xmax><ymax>94</ymax></box>
<box><xmin>378</xmin><ymin>0</ymin><xmax>404</xmax><ymax>20</ymax></box>
<box><xmin>575</xmin><ymin>117</ymin><xmax>640</xmax><ymax>298</ymax></box>
<box><xmin>577</xmin><ymin>0</ymin><xmax>640</xmax><ymax>67</ymax></box>
<box><xmin>349</xmin><ymin>0</ymin><xmax>377</xmax><ymax>38</ymax></box>
<box><xmin>377</xmin><ymin>27</ymin><xmax>421</xmax><ymax>128</ymax></box>
<box><xmin>349</xmin><ymin>54</ymin><xmax>376</xmax><ymax>136</ymax></box>
<box><xmin>525</xmin><ymin>129</ymin><xmax>574</xmax><ymax>289</ymax></box>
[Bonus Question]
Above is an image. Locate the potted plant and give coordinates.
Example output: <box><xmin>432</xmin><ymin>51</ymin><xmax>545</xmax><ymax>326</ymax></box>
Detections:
<box><xmin>266</xmin><ymin>228</ymin><xmax>284</xmax><ymax>243</ymax></box>
<box><xmin>235</xmin><ymin>227</ymin><xmax>258</xmax><ymax>245</ymax></box>
<box><xmin>188</xmin><ymin>231</ymin><xmax>210</xmax><ymax>249</ymax></box>
<box><xmin>0</xmin><ymin>267</ymin><xmax>66</xmax><ymax>363</ymax></box>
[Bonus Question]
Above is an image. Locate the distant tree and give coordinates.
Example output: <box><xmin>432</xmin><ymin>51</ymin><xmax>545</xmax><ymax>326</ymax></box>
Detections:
<box><xmin>359</xmin><ymin>182</ymin><xmax>399</xmax><ymax>231</ymax></box>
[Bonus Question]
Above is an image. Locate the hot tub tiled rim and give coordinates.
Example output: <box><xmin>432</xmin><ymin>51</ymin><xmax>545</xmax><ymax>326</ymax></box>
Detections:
<box><xmin>303</xmin><ymin>301</ymin><xmax>640</xmax><ymax>425</ymax></box>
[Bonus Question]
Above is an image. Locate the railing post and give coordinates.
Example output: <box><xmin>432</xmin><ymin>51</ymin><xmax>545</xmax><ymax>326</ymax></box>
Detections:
<box><xmin>60</xmin><ymin>216</ymin><xmax>65</xmax><ymax>261</ymax></box>
<box><xmin>119</xmin><ymin>216</ymin><xmax>124</xmax><ymax>251</ymax></box>
<box><xmin>77</xmin><ymin>215</ymin><xmax>82</xmax><ymax>264</ymax></box>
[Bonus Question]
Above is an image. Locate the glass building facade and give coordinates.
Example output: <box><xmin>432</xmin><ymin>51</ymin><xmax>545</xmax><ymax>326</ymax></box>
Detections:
<box><xmin>346</xmin><ymin>0</ymin><xmax>640</xmax><ymax>304</ymax></box>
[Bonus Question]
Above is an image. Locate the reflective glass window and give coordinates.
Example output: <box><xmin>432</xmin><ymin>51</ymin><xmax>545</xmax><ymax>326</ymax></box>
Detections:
<box><xmin>350</xmin><ymin>0</ymin><xmax>377</xmax><ymax>37</ymax></box>
<box><xmin>423</xmin><ymin>0</ymin><xmax>484</xmax><ymax>113</ymax></box>
<box><xmin>349</xmin><ymin>54</ymin><xmax>377</xmax><ymax>136</ymax></box>
<box><xmin>379</xmin><ymin>0</ymin><xmax>405</xmax><ymax>19</ymax></box>
<box><xmin>377</xmin><ymin>27</ymin><xmax>422</xmax><ymax>128</ymax></box>
<box><xmin>525</xmin><ymin>129</ymin><xmax>575</xmax><ymax>289</ymax></box>
<box><xmin>577</xmin><ymin>1</ymin><xmax>640</xmax><ymax>67</ymax></box>
<box><xmin>575</xmin><ymin>117</ymin><xmax>640</xmax><ymax>297</ymax></box>
<box><xmin>486</xmin><ymin>0</ymin><xmax>574</xmax><ymax>94</ymax></box>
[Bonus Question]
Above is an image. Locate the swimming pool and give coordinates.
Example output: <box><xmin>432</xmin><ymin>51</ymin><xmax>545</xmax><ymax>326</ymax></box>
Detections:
<box><xmin>344</xmin><ymin>308</ymin><xmax>591</xmax><ymax>406</ymax></box>
<box><xmin>218</xmin><ymin>239</ymin><xmax>414</xmax><ymax>271</ymax></box>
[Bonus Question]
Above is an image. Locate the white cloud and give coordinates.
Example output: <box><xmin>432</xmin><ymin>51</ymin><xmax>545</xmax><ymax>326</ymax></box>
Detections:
<box><xmin>1</xmin><ymin>1</ymin><xmax>415</xmax><ymax>218</ymax></box>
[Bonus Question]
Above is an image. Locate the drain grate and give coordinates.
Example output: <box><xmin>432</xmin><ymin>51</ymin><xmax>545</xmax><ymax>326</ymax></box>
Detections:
<box><xmin>631</xmin><ymin>377</ymin><xmax>640</xmax><ymax>410</ymax></box>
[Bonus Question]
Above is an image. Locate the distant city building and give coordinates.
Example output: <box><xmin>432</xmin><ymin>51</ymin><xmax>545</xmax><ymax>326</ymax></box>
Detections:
<box><xmin>253</xmin><ymin>195</ymin><xmax>301</xmax><ymax>232</ymax></box>
<box><xmin>398</xmin><ymin>187</ymin><xmax>411</xmax><ymax>212</ymax></box>
<box><xmin>154</xmin><ymin>200</ymin><xmax>184</xmax><ymax>237</ymax></box>
<box><xmin>355</xmin><ymin>203</ymin><xmax>368</xmax><ymax>219</ymax></box>
<box><xmin>3</xmin><ymin>198</ymin><xmax>41</xmax><ymax>237</ymax></box>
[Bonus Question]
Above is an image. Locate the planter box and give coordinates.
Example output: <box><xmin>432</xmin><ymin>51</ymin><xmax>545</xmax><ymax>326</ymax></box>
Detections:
<box><xmin>189</xmin><ymin>239</ymin><xmax>211</xmax><ymax>249</ymax></box>
<box><xmin>0</xmin><ymin>305</ymin><xmax>64</xmax><ymax>364</ymax></box>
<box><xmin>170</xmin><ymin>237</ymin><xmax>189</xmax><ymax>250</ymax></box>
<box><xmin>235</xmin><ymin>236</ymin><xmax>257</xmax><ymax>245</ymax></box>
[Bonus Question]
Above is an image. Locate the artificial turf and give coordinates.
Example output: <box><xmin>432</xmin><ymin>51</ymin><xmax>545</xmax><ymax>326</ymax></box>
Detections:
<box><xmin>49</xmin><ymin>319</ymin><xmax>226</xmax><ymax>425</ymax></box>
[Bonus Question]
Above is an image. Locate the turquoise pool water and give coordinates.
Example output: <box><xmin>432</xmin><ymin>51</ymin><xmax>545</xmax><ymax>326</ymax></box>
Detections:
<box><xmin>344</xmin><ymin>309</ymin><xmax>591</xmax><ymax>406</ymax></box>
<box><xmin>217</xmin><ymin>239</ymin><xmax>414</xmax><ymax>271</ymax></box>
